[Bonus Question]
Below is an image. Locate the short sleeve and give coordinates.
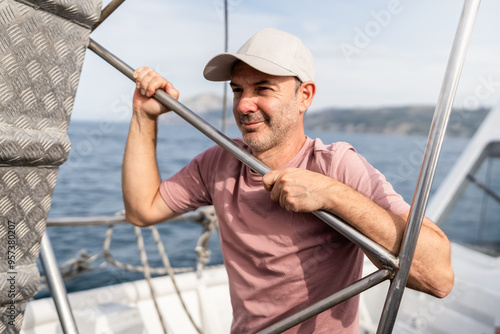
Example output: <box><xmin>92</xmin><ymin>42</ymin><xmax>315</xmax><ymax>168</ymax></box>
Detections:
<box><xmin>159</xmin><ymin>146</ymin><xmax>219</xmax><ymax>213</ymax></box>
<box><xmin>335</xmin><ymin>145</ymin><xmax>410</xmax><ymax>216</ymax></box>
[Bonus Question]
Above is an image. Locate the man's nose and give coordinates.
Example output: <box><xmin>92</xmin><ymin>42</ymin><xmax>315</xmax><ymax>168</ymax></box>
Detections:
<box><xmin>236</xmin><ymin>95</ymin><xmax>258</xmax><ymax>114</ymax></box>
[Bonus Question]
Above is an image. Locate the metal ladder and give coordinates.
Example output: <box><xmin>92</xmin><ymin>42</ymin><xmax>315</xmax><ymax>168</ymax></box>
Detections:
<box><xmin>39</xmin><ymin>0</ymin><xmax>481</xmax><ymax>333</ymax></box>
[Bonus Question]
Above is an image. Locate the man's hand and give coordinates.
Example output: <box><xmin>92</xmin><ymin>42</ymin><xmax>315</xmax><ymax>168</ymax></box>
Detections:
<box><xmin>262</xmin><ymin>168</ymin><xmax>334</xmax><ymax>213</ymax></box>
<box><xmin>133</xmin><ymin>67</ymin><xmax>179</xmax><ymax>119</ymax></box>
<box><xmin>263</xmin><ymin>168</ymin><xmax>454</xmax><ymax>298</ymax></box>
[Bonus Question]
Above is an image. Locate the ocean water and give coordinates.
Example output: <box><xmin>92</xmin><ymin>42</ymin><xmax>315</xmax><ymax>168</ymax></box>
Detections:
<box><xmin>37</xmin><ymin>119</ymin><xmax>469</xmax><ymax>298</ymax></box>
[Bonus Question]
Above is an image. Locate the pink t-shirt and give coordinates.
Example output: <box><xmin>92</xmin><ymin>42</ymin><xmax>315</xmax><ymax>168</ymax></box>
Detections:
<box><xmin>160</xmin><ymin>137</ymin><xmax>410</xmax><ymax>333</ymax></box>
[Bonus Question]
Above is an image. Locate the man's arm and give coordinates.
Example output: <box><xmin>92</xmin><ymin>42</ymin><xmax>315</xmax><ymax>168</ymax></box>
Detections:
<box><xmin>122</xmin><ymin>67</ymin><xmax>180</xmax><ymax>226</ymax></box>
<box><xmin>262</xmin><ymin>168</ymin><xmax>454</xmax><ymax>298</ymax></box>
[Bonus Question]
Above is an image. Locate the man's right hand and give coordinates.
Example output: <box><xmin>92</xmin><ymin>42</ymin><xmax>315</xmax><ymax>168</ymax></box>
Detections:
<box><xmin>133</xmin><ymin>66</ymin><xmax>180</xmax><ymax>119</ymax></box>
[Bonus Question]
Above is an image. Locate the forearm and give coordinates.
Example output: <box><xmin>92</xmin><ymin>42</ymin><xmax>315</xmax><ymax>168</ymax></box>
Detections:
<box><xmin>263</xmin><ymin>164</ymin><xmax>454</xmax><ymax>298</ymax></box>
<box><xmin>122</xmin><ymin>67</ymin><xmax>180</xmax><ymax>226</ymax></box>
<box><xmin>122</xmin><ymin>112</ymin><xmax>164</xmax><ymax>226</ymax></box>
<box><xmin>324</xmin><ymin>182</ymin><xmax>405</xmax><ymax>253</ymax></box>
<box><xmin>325</xmin><ymin>180</ymin><xmax>453</xmax><ymax>297</ymax></box>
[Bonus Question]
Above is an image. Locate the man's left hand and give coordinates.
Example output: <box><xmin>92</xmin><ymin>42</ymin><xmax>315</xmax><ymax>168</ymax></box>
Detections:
<box><xmin>263</xmin><ymin>168</ymin><xmax>334</xmax><ymax>213</ymax></box>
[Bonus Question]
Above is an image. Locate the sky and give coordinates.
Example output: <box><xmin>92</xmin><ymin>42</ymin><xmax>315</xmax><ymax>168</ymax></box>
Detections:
<box><xmin>72</xmin><ymin>0</ymin><xmax>500</xmax><ymax>121</ymax></box>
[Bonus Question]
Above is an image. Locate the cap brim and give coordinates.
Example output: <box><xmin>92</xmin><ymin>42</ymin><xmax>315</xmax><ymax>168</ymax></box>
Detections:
<box><xmin>203</xmin><ymin>53</ymin><xmax>296</xmax><ymax>82</ymax></box>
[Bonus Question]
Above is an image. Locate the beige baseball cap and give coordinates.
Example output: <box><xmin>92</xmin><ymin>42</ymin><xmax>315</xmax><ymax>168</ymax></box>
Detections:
<box><xmin>203</xmin><ymin>28</ymin><xmax>314</xmax><ymax>82</ymax></box>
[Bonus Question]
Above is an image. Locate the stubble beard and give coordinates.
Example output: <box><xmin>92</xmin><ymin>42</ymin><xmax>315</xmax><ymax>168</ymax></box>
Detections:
<box><xmin>240</xmin><ymin>101</ymin><xmax>298</xmax><ymax>154</ymax></box>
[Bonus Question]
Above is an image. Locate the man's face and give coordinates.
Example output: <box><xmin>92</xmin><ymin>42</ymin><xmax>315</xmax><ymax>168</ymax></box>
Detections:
<box><xmin>230</xmin><ymin>62</ymin><xmax>302</xmax><ymax>154</ymax></box>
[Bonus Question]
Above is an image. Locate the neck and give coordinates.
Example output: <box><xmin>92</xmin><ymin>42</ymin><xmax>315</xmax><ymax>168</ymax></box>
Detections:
<box><xmin>254</xmin><ymin>133</ymin><xmax>307</xmax><ymax>170</ymax></box>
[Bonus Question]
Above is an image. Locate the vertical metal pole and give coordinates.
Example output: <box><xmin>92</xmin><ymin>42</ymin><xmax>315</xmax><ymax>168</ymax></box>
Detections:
<box><xmin>91</xmin><ymin>0</ymin><xmax>127</xmax><ymax>31</ymax></box>
<box><xmin>377</xmin><ymin>1</ymin><xmax>481</xmax><ymax>332</ymax></box>
<box><xmin>221</xmin><ymin>0</ymin><xmax>229</xmax><ymax>134</ymax></box>
<box><xmin>39</xmin><ymin>233</ymin><xmax>79</xmax><ymax>334</ymax></box>
<box><xmin>258</xmin><ymin>269</ymin><xmax>392</xmax><ymax>334</ymax></box>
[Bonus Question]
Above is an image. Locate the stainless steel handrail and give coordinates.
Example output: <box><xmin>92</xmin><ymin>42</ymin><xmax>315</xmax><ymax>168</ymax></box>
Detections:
<box><xmin>46</xmin><ymin>210</ymin><xmax>204</xmax><ymax>227</ymax></box>
<box><xmin>53</xmin><ymin>1</ymin><xmax>482</xmax><ymax>332</ymax></box>
<box><xmin>87</xmin><ymin>38</ymin><xmax>399</xmax><ymax>271</ymax></box>
<box><xmin>39</xmin><ymin>234</ymin><xmax>79</xmax><ymax>334</ymax></box>
<box><xmin>377</xmin><ymin>0</ymin><xmax>481</xmax><ymax>332</ymax></box>
<box><xmin>258</xmin><ymin>269</ymin><xmax>392</xmax><ymax>334</ymax></box>
<box><xmin>91</xmin><ymin>0</ymin><xmax>126</xmax><ymax>32</ymax></box>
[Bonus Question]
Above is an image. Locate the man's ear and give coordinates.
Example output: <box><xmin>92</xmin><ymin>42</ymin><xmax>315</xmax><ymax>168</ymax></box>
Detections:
<box><xmin>298</xmin><ymin>81</ymin><xmax>316</xmax><ymax>113</ymax></box>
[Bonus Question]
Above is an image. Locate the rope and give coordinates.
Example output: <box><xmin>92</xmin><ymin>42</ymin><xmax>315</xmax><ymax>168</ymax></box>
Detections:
<box><xmin>38</xmin><ymin>250</ymin><xmax>106</xmax><ymax>291</ymax></box>
<box><xmin>150</xmin><ymin>226</ymin><xmax>202</xmax><ymax>334</ymax></box>
<box><xmin>59</xmin><ymin>250</ymin><xmax>106</xmax><ymax>279</ymax></box>
<box><xmin>195</xmin><ymin>208</ymin><xmax>218</xmax><ymax>277</ymax></box>
<box><xmin>102</xmin><ymin>224</ymin><xmax>195</xmax><ymax>274</ymax></box>
<box><xmin>38</xmin><ymin>207</ymin><xmax>220</xmax><ymax>333</ymax></box>
<box><xmin>101</xmin><ymin>208</ymin><xmax>219</xmax><ymax>333</ymax></box>
<box><xmin>134</xmin><ymin>226</ymin><xmax>169</xmax><ymax>334</ymax></box>
<box><xmin>38</xmin><ymin>218</ymin><xmax>221</xmax><ymax>288</ymax></box>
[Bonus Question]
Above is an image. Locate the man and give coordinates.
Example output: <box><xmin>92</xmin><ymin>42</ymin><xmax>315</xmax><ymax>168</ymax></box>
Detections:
<box><xmin>122</xmin><ymin>28</ymin><xmax>454</xmax><ymax>333</ymax></box>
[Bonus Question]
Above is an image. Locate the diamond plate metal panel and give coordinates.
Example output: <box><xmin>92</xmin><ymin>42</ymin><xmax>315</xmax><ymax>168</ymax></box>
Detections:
<box><xmin>16</xmin><ymin>0</ymin><xmax>102</xmax><ymax>29</ymax></box>
<box><xmin>0</xmin><ymin>0</ymin><xmax>102</xmax><ymax>332</ymax></box>
<box><xmin>0</xmin><ymin>167</ymin><xmax>58</xmax><ymax>271</ymax></box>
<box><xmin>0</xmin><ymin>266</ymin><xmax>39</xmax><ymax>334</ymax></box>
<box><xmin>0</xmin><ymin>0</ymin><xmax>100</xmax><ymax>166</ymax></box>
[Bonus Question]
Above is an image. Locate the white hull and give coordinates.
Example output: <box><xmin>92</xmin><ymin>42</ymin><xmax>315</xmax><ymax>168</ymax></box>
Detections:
<box><xmin>361</xmin><ymin>244</ymin><xmax>500</xmax><ymax>333</ymax></box>
<box><xmin>22</xmin><ymin>266</ymin><xmax>232</xmax><ymax>334</ymax></box>
<box><xmin>22</xmin><ymin>243</ymin><xmax>500</xmax><ymax>334</ymax></box>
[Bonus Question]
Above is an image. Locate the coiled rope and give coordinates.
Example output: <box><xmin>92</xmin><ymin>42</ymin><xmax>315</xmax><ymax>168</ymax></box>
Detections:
<box><xmin>39</xmin><ymin>207</ymin><xmax>220</xmax><ymax>334</ymax></box>
<box><xmin>105</xmin><ymin>208</ymin><xmax>218</xmax><ymax>333</ymax></box>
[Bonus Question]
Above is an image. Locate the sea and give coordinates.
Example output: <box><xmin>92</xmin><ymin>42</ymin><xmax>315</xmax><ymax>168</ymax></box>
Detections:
<box><xmin>36</xmin><ymin>119</ymin><xmax>469</xmax><ymax>299</ymax></box>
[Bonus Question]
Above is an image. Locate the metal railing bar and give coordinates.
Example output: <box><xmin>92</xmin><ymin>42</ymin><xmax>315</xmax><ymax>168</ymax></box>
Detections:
<box><xmin>87</xmin><ymin>38</ymin><xmax>399</xmax><ymax>271</ymax></box>
<box><xmin>376</xmin><ymin>1</ymin><xmax>481</xmax><ymax>333</ymax></box>
<box><xmin>47</xmin><ymin>215</ymin><xmax>128</xmax><ymax>226</ymax></box>
<box><xmin>39</xmin><ymin>234</ymin><xmax>79</xmax><ymax>333</ymax></box>
<box><xmin>258</xmin><ymin>269</ymin><xmax>392</xmax><ymax>334</ymax></box>
<box><xmin>46</xmin><ymin>210</ymin><xmax>204</xmax><ymax>227</ymax></box>
<box><xmin>312</xmin><ymin>210</ymin><xmax>398</xmax><ymax>269</ymax></box>
<box><xmin>221</xmin><ymin>0</ymin><xmax>229</xmax><ymax>134</ymax></box>
<box><xmin>91</xmin><ymin>0</ymin><xmax>127</xmax><ymax>32</ymax></box>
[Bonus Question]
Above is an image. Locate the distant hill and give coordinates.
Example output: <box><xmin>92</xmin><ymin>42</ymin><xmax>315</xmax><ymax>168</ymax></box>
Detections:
<box><xmin>304</xmin><ymin>105</ymin><xmax>490</xmax><ymax>137</ymax></box>
<box><xmin>160</xmin><ymin>93</ymin><xmax>490</xmax><ymax>137</ymax></box>
<box><xmin>159</xmin><ymin>93</ymin><xmax>231</xmax><ymax>127</ymax></box>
